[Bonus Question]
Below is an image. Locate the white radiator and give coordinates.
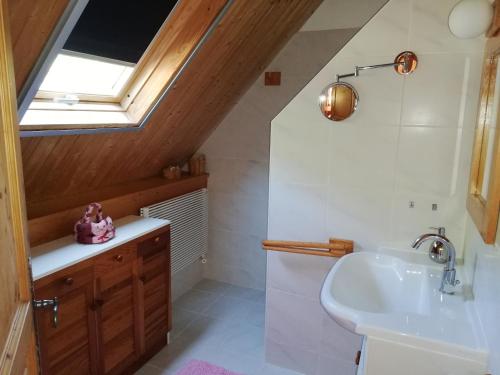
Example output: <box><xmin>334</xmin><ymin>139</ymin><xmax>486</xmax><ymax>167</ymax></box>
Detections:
<box><xmin>140</xmin><ymin>188</ymin><xmax>208</xmax><ymax>274</ymax></box>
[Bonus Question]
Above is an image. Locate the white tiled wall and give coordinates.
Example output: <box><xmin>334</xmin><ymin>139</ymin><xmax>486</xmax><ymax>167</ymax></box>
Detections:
<box><xmin>267</xmin><ymin>0</ymin><xmax>485</xmax><ymax>374</ymax></box>
<box><xmin>463</xmin><ymin>216</ymin><xmax>500</xmax><ymax>374</ymax></box>
<box><xmin>171</xmin><ymin>260</ymin><xmax>204</xmax><ymax>301</ymax></box>
<box><xmin>198</xmin><ymin>28</ymin><xmax>359</xmax><ymax>290</ymax></box>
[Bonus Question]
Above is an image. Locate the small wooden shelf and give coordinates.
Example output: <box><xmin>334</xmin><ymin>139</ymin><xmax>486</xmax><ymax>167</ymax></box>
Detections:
<box><xmin>262</xmin><ymin>238</ymin><xmax>353</xmax><ymax>258</ymax></box>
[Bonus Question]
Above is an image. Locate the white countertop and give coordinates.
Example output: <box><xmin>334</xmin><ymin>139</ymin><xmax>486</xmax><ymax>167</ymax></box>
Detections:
<box><xmin>31</xmin><ymin>215</ymin><xmax>170</xmax><ymax>281</ymax></box>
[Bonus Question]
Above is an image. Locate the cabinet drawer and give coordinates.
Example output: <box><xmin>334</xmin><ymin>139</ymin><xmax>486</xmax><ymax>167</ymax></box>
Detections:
<box><xmin>138</xmin><ymin>230</ymin><xmax>169</xmax><ymax>259</ymax></box>
<box><xmin>34</xmin><ymin>266</ymin><xmax>94</xmax><ymax>298</ymax></box>
<box><xmin>95</xmin><ymin>245</ymin><xmax>136</xmax><ymax>275</ymax></box>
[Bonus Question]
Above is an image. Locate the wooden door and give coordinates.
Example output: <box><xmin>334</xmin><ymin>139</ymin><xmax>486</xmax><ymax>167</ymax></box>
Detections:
<box><xmin>34</xmin><ymin>266</ymin><xmax>98</xmax><ymax>375</ymax></box>
<box><xmin>0</xmin><ymin>0</ymin><xmax>38</xmax><ymax>374</ymax></box>
<box><xmin>138</xmin><ymin>229</ymin><xmax>171</xmax><ymax>355</ymax></box>
<box><xmin>95</xmin><ymin>245</ymin><xmax>139</xmax><ymax>374</ymax></box>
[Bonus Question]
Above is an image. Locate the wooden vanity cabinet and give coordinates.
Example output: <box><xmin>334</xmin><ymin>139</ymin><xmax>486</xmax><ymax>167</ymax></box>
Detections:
<box><xmin>33</xmin><ymin>226</ymin><xmax>171</xmax><ymax>375</ymax></box>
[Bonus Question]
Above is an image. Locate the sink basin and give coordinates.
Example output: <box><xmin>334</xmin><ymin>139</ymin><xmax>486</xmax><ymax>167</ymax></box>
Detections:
<box><xmin>326</xmin><ymin>251</ymin><xmax>432</xmax><ymax>316</ymax></box>
<box><xmin>320</xmin><ymin>250</ymin><xmax>488</xmax><ymax>374</ymax></box>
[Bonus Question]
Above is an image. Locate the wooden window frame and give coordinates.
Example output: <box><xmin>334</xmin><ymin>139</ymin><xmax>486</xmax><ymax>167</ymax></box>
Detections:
<box><xmin>467</xmin><ymin>43</ymin><xmax>500</xmax><ymax>244</ymax></box>
<box><xmin>34</xmin><ymin>49</ymin><xmax>136</xmax><ymax>103</ymax></box>
<box><xmin>18</xmin><ymin>0</ymin><xmax>232</xmax><ymax>136</ymax></box>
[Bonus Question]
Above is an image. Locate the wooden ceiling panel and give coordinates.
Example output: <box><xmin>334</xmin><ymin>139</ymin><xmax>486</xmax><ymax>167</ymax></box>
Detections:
<box><xmin>15</xmin><ymin>0</ymin><xmax>322</xmax><ymax>209</ymax></box>
<box><xmin>8</xmin><ymin>0</ymin><xmax>69</xmax><ymax>93</ymax></box>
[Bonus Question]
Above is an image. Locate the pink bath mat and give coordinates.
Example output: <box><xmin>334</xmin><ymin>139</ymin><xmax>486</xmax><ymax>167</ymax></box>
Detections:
<box><xmin>175</xmin><ymin>359</ymin><xmax>243</xmax><ymax>375</ymax></box>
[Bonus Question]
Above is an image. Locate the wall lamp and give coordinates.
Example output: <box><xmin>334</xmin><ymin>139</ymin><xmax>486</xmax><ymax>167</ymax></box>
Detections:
<box><xmin>449</xmin><ymin>0</ymin><xmax>495</xmax><ymax>39</ymax></box>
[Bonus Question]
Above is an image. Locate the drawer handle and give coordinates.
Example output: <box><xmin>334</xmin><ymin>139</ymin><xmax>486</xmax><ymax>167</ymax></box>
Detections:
<box><xmin>154</xmin><ymin>237</ymin><xmax>160</xmax><ymax>243</ymax></box>
<box><xmin>64</xmin><ymin>277</ymin><xmax>74</xmax><ymax>285</ymax></box>
<box><xmin>114</xmin><ymin>254</ymin><xmax>124</xmax><ymax>262</ymax></box>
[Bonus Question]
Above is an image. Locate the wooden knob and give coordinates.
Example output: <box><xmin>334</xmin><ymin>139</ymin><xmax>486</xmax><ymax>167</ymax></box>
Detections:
<box><xmin>154</xmin><ymin>237</ymin><xmax>160</xmax><ymax>243</ymax></box>
<box><xmin>114</xmin><ymin>254</ymin><xmax>124</xmax><ymax>262</ymax></box>
<box><xmin>139</xmin><ymin>275</ymin><xmax>146</xmax><ymax>283</ymax></box>
<box><xmin>64</xmin><ymin>277</ymin><xmax>74</xmax><ymax>285</ymax></box>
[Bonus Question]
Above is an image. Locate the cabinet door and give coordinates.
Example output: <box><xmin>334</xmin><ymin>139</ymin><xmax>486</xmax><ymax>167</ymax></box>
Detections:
<box><xmin>34</xmin><ymin>266</ymin><xmax>98</xmax><ymax>375</ymax></box>
<box><xmin>95</xmin><ymin>244</ymin><xmax>138</xmax><ymax>374</ymax></box>
<box><xmin>138</xmin><ymin>230</ymin><xmax>171</xmax><ymax>354</ymax></box>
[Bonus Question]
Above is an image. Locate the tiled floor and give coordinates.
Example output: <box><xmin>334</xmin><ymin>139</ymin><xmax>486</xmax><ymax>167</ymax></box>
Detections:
<box><xmin>136</xmin><ymin>279</ymin><xmax>302</xmax><ymax>375</ymax></box>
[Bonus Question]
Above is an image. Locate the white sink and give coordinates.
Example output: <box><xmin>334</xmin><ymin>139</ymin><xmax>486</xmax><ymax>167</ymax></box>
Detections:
<box><xmin>320</xmin><ymin>250</ymin><xmax>488</xmax><ymax>375</ymax></box>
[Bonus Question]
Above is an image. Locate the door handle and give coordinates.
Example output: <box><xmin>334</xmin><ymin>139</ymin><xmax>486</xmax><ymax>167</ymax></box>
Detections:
<box><xmin>33</xmin><ymin>297</ymin><xmax>59</xmax><ymax>328</ymax></box>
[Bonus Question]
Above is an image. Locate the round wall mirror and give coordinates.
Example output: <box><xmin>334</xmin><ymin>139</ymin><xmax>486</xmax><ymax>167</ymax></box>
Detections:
<box><xmin>394</xmin><ymin>51</ymin><xmax>418</xmax><ymax>75</ymax></box>
<box><xmin>319</xmin><ymin>82</ymin><xmax>359</xmax><ymax>121</ymax></box>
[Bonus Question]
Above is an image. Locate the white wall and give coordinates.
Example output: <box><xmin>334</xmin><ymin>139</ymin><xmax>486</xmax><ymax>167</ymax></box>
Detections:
<box><xmin>199</xmin><ymin>28</ymin><xmax>359</xmax><ymax>290</ymax></box>
<box><xmin>463</xmin><ymin>217</ymin><xmax>500</xmax><ymax>374</ymax></box>
<box><xmin>266</xmin><ymin>0</ymin><xmax>485</xmax><ymax>374</ymax></box>
<box><xmin>198</xmin><ymin>0</ymin><xmax>389</xmax><ymax>293</ymax></box>
<box><xmin>302</xmin><ymin>0</ymin><xmax>387</xmax><ymax>31</ymax></box>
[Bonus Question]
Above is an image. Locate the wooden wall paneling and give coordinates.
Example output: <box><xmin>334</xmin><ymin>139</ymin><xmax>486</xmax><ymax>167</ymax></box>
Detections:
<box><xmin>8</xmin><ymin>0</ymin><xmax>69</xmax><ymax>93</ymax></box>
<box><xmin>27</xmin><ymin>174</ymin><xmax>207</xmax><ymax>246</ymax></box>
<box><xmin>29</xmin><ymin>136</ymin><xmax>79</xmax><ymax>195</ymax></box>
<box><xmin>17</xmin><ymin>0</ymin><xmax>323</xmax><ymax>208</ymax></box>
<box><xmin>68</xmin><ymin>134</ymin><xmax>120</xmax><ymax>195</ymax></box>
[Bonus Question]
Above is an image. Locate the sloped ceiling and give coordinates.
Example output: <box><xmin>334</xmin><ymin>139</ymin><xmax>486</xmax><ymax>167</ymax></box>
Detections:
<box><xmin>12</xmin><ymin>0</ymin><xmax>323</xmax><ymax>208</ymax></box>
<box><xmin>9</xmin><ymin>0</ymin><xmax>70</xmax><ymax>93</ymax></box>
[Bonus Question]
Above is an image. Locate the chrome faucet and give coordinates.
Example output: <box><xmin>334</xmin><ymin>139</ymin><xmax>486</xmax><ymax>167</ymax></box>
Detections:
<box><xmin>411</xmin><ymin>232</ymin><xmax>460</xmax><ymax>294</ymax></box>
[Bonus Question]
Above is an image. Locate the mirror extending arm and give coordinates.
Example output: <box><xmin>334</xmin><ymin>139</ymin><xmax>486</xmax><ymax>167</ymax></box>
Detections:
<box><xmin>322</xmin><ymin>52</ymin><xmax>417</xmax><ymax>122</ymax></box>
<box><xmin>334</xmin><ymin>51</ymin><xmax>418</xmax><ymax>83</ymax></box>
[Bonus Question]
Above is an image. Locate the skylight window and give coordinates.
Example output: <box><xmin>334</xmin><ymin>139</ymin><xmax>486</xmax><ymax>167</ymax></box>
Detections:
<box><xmin>38</xmin><ymin>51</ymin><xmax>135</xmax><ymax>98</ymax></box>
<box><xmin>17</xmin><ymin>0</ymin><xmax>215</xmax><ymax>134</ymax></box>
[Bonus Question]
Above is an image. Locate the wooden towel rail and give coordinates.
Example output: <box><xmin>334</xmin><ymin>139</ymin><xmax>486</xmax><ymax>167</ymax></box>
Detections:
<box><xmin>262</xmin><ymin>238</ymin><xmax>354</xmax><ymax>258</ymax></box>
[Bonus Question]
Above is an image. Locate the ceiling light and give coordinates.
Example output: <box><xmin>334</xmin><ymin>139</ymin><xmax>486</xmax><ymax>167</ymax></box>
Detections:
<box><xmin>448</xmin><ymin>0</ymin><xmax>493</xmax><ymax>38</ymax></box>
